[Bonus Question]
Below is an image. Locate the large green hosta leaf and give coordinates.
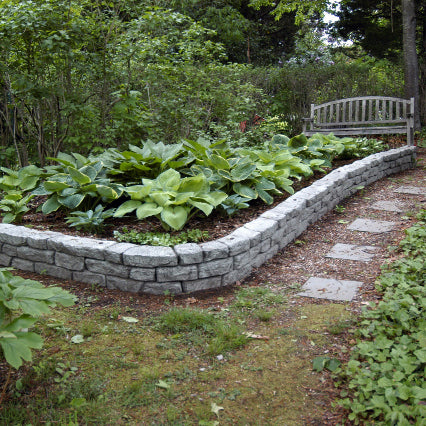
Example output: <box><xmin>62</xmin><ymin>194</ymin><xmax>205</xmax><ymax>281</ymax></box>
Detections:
<box><xmin>126</xmin><ymin>184</ymin><xmax>153</xmax><ymax>201</ymax></box>
<box><xmin>179</xmin><ymin>174</ymin><xmax>207</xmax><ymax>193</ymax></box>
<box><xmin>161</xmin><ymin>206</ymin><xmax>188</xmax><ymax>230</ymax></box>
<box><xmin>150</xmin><ymin>192</ymin><xmax>173</xmax><ymax>207</ymax></box>
<box><xmin>114</xmin><ymin>200</ymin><xmax>142</xmax><ymax>217</ymax></box>
<box><xmin>68</xmin><ymin>167</ymin><xmax>91</xmax><ymax>185</ymax></box>
<box><xmin>43</xmin><ymin>180</ymin><xmax>71</xmax><ymax>192</ymax></box>
<box><xmin>136</xmin><ymin>202</ymin><xmax>163</xmax><ymax>220</ymax></box>
<box><xmin>96</xmin><ymin>184</ymin><xmax>119</xmax><ymax>200</ymax></box>
<box><xmin>288</xmin><ymin>134</ymin><xmax>309</xmax><ymax>149</ymax></box>
<box><xmin>233</xmin><ymin>183</ymin><xmax>257</xmax><ymax>200</ymax></box>
<box><xmin>58</xmin><ymin>193</ymin><xmax>85</xmax><ymax>209</ymax></box>
<box><xmin>157</xmin><ymin>169</ymin><xmax>181</xmax><ymax>190</ymax></box>
<box><xmin>41</xmin><ymin>195</ymin><xmax>62</xmax><ymax>214</ymax></box>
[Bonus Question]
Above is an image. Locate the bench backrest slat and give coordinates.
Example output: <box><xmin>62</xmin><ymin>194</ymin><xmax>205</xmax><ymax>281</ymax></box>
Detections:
<box><xmin>303</xmin><ymin>96</ymin><xmax>415</xmax><ymax>146</ymax></box>
<box><xmin>312</xmin><ymin>97</ymin><xmax>412</xmax><ymax>125</ymax></box>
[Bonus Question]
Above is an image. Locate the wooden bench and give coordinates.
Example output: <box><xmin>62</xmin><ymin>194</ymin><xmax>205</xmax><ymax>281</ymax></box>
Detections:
<box><xmin>302</xmin><ymin>96</ymin><xmax>415</xmax><ymax>145</ymax></box>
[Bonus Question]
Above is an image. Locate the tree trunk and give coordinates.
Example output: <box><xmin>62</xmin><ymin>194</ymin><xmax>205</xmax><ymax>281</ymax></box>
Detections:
<box><xmin>402</xmin><ymin>0</ymin><xmax>421</xmax><ymax>130</ymax></box>
<box><xmin>419</xmin><ymin>1</ymin><xmax>426</xmax><ymax>126</ymax></box>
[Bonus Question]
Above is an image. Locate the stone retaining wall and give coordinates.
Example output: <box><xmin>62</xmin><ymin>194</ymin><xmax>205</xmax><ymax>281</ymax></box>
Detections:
<box><xmin>0</xmin><ymin>146</ymin><xmax>416</xmax><ymax>294</ymax></box>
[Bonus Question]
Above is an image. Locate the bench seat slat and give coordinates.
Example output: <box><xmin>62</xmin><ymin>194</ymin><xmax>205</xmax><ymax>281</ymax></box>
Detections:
<box><xmin>314</xmin><ymin>119</ymin><xmax>409</xmax><ymax>127</ymax></box>
<box><xmin>305</xmin><ymin>126</ymin><xmax>409</xmax><ymax>136</ymax></box>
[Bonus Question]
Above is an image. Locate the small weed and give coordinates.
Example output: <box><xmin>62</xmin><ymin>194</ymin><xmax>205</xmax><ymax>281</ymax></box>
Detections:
<box><xmin>334</xmin><ymin>205</ymin><xmax>346</xmax><ymax>213</ymax></box>
<box><xmin>114</xmin><ymin>228</ymin><xmax>209</xmax><ymax>246</ymax></box>
<box><xmin>233</xmin><ymin>286</ymin><xmax>285</xmax><ymax>311</ymax></box>
<box><xmin>156</xmin><ymin>307</ymin><xmax>216</xmax><ymax>334</ymax></box>
<box><xmin>207</xmin><ymin>322</ymin><xmax>248</xmax><ymax>356</ymax></box>
<box><xmin>254</xmin><ymin>309</ymin><xmax>275</xmax><ymax>322</ymax></box>
<box><xmin>80</xmin><ymin>324</ymin><xmax>94</xmax><ymax>338</ymax></box>
<box><xmin>326</xmin><ymin>319</ymin><xmax>356</xmax><ymax>335</ymax></box>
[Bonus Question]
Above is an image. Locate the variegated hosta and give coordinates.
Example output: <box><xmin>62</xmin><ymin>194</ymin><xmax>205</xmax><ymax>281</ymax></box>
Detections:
<box><xmin>114</xmin><ymin>169</ymin><xmax>227</xmax><ymax>230</ymax></box>
<box><xmin>32</xmin><ymin>154</ymin><xmax>124</xmax><ymax>215</ymax></box>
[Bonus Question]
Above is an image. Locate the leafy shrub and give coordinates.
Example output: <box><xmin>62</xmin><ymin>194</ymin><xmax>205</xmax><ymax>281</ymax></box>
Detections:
<box><xmin>0</xmin><ymin>269</ymin><xmax>76</xmax><ymax>369</ymax></box>
<box><xmin>0</xmin><ymin>192</ymin><xmax>34</xmax><ymax>224</ymax></box>
<box><xmin>114</xmin><ymin>169</ymin><xmax>227</xmax><ymax>230</ymax></box>
<box><xmin>340</xmin><ymin>211</ymin><xmax>426</xmax><ymax>424</ymax></box>
<box><xmin>33</xmin><ymin>153</ymin><xmax>124</xmax><ymax>214</ymax></box>
<box><xmin>337</xmin><ymin>137</ymin><xmax>388</xmax><ymax>159</ymax></box>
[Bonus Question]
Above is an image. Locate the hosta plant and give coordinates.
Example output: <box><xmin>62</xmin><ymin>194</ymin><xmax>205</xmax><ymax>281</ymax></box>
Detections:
<box><xmin>184</xmin><ymin>138</ymin><xmax>295</xmax><ymax>206</ymax></box>
<box><xmin>0</xmin><ymin>165</ymin><xmax>43</xmax><ymax>193</ymax></box>
<box><xmin>0</xmin><ymin>191</ymin><xmax>35</xmax><ymax>224</ymax></box>
<box><xmin>100</xmin><ymin>141</ymin><xmax>195</xmax><ymax>183</ymax></box>
<box><xmin>33</xmin><ymin>157</ymin><xmax>124</xmax><ymax>215</ymax></box>
<box><xmin>114</xmin><ymin>169</ymin><xmax>227</xmax><ymax>230</ymax></box>
<box><xmin>0</xmin><ymin>268</ymin><xmax>76</xmax><ymax>369</ymax></box>
<box><xmin>65</xmin><ymin>205</ymin><xmax>115</xmax><ymax>233</ymax></box>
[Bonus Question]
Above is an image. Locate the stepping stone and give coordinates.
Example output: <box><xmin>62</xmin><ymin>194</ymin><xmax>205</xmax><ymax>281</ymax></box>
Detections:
<box><xmin>394</xmin><ymin>186</ymin><xmax>426</xmax><ymax>196</ymax></box>
<box><xmin>298</xmin><ymin>277</ymin><xmax>363</xmax><ymax>301</ymax></box>
<box><xmin>348</xmin><ymin>218</ymin><xmax>396</xmax><ymax>233</ymax></box>
<box><xmin>326</xmin><ymin>243</ymin><xmax>378</xmax><ymax>262</ymax></box>
<box><xmin>369</xmin><ymin>200</ymin><xmax>406</xmax><ymax>213</ymax></box>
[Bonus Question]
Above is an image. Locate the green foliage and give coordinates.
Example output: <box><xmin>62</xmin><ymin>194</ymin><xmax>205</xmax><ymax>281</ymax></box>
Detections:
<box><xmin>113</xmin><ymin>228</ymin><xmax>208</xmax><ymax>246</ymax></box>
<box><xmin>65</xmin><ymin>205</ymin><xmax>115</xmax><ymax>233</ymax></box>
<box><xmin>312</xmin><ymin>356</ymin><xmax>341</xmax><ymax>372</ymax></box>
<box><xmin>0</xmin><ymin>166</ymin><xmax>43</xmax><ymax>193</ymax></box>
<box><xmin>114</xmin><ymin>169</ymin><xmax>227</xmax><ymax>230</ymax></box>
<box><xmin>33</xmin><ymin>153</ymin><xmax>124</xmax><ymax>214</ymax></box>
<box><xmin>156</xmin><ymin>307</ymin><xmax>248</xmax><ymax>356</ymax></box>
<box><xmin>0</xmin><ymin>268</ymin><xmax>76</xmax><ymax>369</ymax></box>
<box><xmin>340</xmin><ymin>211</ymin><xmax>426</xmax><ymax>424</ymax></box>
<box><xmin>100</xmin><ymin>142</ymin><xmax>194</xmax><ymax>183</ymax></box>
<box><xmin>184</xmin><ymin>137</ymin><xmax>296</xmax><ymax>207</ymax></box>
<box><xmin>337</xmin><ymin>137</ymin><xmax>389</xmax><ymax>160</ymax></box>
<box><xmin>0</xmin><ymin>191</ymin><xmax>34</xmax><ymax>224</ymax></box>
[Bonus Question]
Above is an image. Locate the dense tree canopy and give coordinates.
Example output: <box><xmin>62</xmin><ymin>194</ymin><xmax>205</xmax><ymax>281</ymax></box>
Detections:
<box><xmin>333</xmin><ymin>0</ymin><xmax>424</xmax><ymax>126</ymax></box>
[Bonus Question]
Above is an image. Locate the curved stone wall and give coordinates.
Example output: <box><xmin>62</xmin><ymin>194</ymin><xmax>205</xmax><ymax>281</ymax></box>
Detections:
<box><xmin>0</xmin><ymin>146</ymin><xmax>416</xmax><ymax>294</ymax></box>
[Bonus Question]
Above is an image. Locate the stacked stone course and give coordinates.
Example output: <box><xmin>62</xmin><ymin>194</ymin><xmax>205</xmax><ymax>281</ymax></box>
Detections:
<box><xmin>0</xmin><ymin>146</ymin><xmax>416</xmax><ymax>294</ymax></box>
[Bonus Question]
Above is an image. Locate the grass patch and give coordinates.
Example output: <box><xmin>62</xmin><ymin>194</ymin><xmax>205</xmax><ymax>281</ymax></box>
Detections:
<box><xmin>0</xmin><ymin>282</ymin><xmax>360</xmax><ymax>424</ymax></box>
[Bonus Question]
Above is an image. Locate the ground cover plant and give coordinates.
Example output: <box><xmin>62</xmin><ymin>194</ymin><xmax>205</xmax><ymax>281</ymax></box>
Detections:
<box><xmin>339</xmin><ymin>210</ymin><xmax>426</xmax><ymax>424</ymax></box>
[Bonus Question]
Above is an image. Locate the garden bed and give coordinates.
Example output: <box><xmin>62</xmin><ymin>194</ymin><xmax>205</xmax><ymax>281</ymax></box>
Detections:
<box><xmin>0</xmin><ymin>145</ymin><xmax>416</xmax><ymax>295</ymax></box>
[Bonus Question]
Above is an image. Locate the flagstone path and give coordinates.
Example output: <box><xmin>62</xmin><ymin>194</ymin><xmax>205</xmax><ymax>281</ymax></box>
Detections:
<box><xmin>297</xmin><ymin>183</ymin><xmax>425</xmax><ymax>302</ymax></box>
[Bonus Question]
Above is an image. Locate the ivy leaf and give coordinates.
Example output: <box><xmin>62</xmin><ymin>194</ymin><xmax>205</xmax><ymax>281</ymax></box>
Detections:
<box><xmin>71</xmin><ymin>334</ymin><xmax>84</xmax><ymax>344</ymax></box>
<box><xmin>121</xmin><ymin>316</ymin><xmax>139</xmax><ymax>323</ymax></box>
<box><xmin>211</xmin><ymin>402</ymin><xmax>224</xmax><ymax>417</ymax></box>
<box><xmin>156</xmin><ymin>380</ymin><xmax>170</xmax><ymax>389</ymax></box>
<box><xmin>312</xmin><ymin>356</ymin><xmax>328</xmax><ymax>372</ymax></box>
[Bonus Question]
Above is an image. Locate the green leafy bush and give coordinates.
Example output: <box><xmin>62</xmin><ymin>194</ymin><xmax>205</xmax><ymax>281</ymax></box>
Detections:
<box><xmin>0</xmin><ymin>269</ymin><xmax>76</xmax><ymax>369</ymax></box>
<box><xmin>114</xmin><ymin>169</ymin><xmax>227</xmax><ymax>230</ymax></box>
<box><xmin>33</xmin><ymin>153</ymin><xmax>124</xmax><ymax>214</ymax></box>
<box><xmin>340</xmin><ymin>211</ymin><xmax>426</xmax><ymax>424</ymax></box>
<box><xmin>100</xmin><ymin>142</ymin><xmax>194</xmax><ymax>183</ymax></box>
<box><xmin>0</xmin><ymin>192</ymin><xmax>34</xmax><ymax>224</ymax></box>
